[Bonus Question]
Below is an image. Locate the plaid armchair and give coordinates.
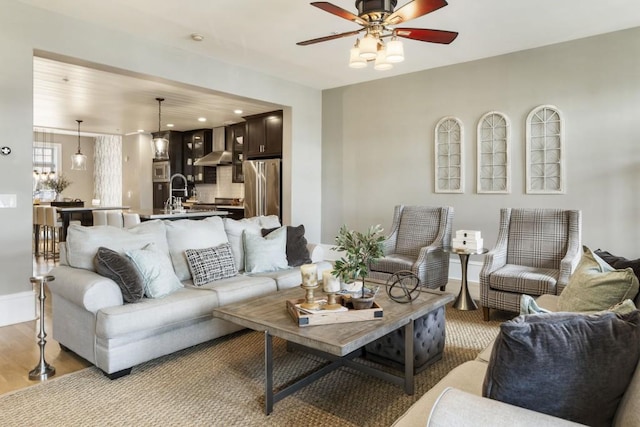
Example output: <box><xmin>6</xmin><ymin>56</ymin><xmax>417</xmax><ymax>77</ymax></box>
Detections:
<box><xmin>369</xmin><ymin>205</ymin><xmax>454</xmax><ymax>290</ymax></box>
<box><xmin>480</xmin><ymin>208</ymin><xmax>582</xmax><ymax>321</ymax></box>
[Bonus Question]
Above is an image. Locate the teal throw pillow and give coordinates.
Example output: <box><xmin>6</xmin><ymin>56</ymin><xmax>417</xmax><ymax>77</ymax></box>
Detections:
<box><xmin>126</xmin><ymin>243</ymin><xmax>183</xmax><ymax>298</ymax></box>
<box><xmin>243</xmin><ymin>226</ymin><xmax>288</xmax><ymax>273</ymax></box>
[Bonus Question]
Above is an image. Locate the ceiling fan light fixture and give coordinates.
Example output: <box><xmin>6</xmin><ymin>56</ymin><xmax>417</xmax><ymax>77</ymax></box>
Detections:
<box><xmin>71</xmin><ymin>119</ymin><xmax>87</xmax><ymax>170</ymax></box>
<box><xmin>359</xmin><ymin>33</ymin><xmax>378</xmax><ymax>60</ymax></box>
<box><xmin>374</xmin><ymin>48</ymin><xmax>393</xmax><ymax>71</ymax></box>
<box><xmin>385</xmin><ymin>37</ymin><xmax>405</xmax><ymax>63</ymax></box>
<box><xmin>152</xmin><ymin>97</ymin><xmax>170</xmax><ymax>160</ymax></box>
<box><xmin>349</xmin><ymin>40</ymin><xmax>367</xmax><ymax>68</ymax></box>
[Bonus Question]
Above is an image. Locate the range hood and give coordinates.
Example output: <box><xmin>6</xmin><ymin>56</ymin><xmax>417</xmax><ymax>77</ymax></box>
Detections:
<box><xmin>194</xmin><ymin>127</ymin><xmax>232</xmax><ymax>166</ymax></box>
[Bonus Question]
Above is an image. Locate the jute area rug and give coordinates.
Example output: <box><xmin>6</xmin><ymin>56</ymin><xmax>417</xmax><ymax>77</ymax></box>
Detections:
<box><xmin>0</xmin><ymin>303</ymin><xmax>504</xmax><ymax>427</ymax></box>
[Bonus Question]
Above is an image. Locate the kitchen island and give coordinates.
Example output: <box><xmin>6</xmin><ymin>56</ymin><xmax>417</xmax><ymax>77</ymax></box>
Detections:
<box><xmin>135</xmin><ymin>209</ymin><xmax>228</xmax><ymax>221</ymax></box>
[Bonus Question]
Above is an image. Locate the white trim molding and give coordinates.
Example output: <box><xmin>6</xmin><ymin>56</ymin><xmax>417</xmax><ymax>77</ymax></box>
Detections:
<box><xmin>0</xmin><ymin>290</ymin><xmax>36</xmax><ymax>327</ymax></box>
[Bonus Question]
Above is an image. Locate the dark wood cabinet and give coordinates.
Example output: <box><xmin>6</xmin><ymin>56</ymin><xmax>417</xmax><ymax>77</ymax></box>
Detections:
<box><xmin>244</xmin><ymin>110</ymin><xmax>283</xmax><ymax>159</ymax></box>
<box><xmin>151</xmin><ymin>130</ymin><xmax>183</xmax><ymax>176</ymax></box>
<box><xmin>227</xmin><ymin>122</ymin><xmax>245</xmax><ymax>183</ymax></box>
<box><xmin>152</xmin><ymin>182</ymin><xmax>169</xmax><ymax>209</ymax></box>
<box><xmin>183</xmin><ymin>129</ymin><xmax>216</xmax><ymax>184</ymax></box>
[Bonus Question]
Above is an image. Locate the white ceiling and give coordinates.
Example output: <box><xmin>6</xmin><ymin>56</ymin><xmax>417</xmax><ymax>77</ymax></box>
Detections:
<box><xmin>21</xmin><ymin>0</ymin><xmax>640</xmax><ymax>135</ymax></box>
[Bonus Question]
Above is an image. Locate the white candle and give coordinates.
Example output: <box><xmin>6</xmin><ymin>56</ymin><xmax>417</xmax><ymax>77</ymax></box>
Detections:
<box><xmin>323</xmin><ymin>271</ymin><xmax>340</xmax><ymax>293</ymax></box>
<box><xmin>300</xmin><ymin>264</ymin><xmax>317</xmax><ymax>287</ymax></box>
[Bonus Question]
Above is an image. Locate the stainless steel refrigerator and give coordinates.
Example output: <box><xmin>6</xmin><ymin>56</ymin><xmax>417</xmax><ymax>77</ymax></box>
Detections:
<box><xmin>243</xmin><ymin>159</ymin><xmax>281</xmax><ymax>219</ymax></box>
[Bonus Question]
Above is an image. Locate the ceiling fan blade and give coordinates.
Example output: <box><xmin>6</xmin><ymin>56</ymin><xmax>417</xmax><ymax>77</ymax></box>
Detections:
<box><xmin>311</xmin><ymin>2</ymin><xmax>368</xmax><ymax>26</ymax></box>
<box><xmin>385</xmin><ymin>0</ymin><xmax>448</xmax><ymax>25</ymax></box>
<box><xmin>296</xmin><ymin>29</ymin><xmax>363</xmax><ymax>46</ymax></box>
<box><xmin>395</xmin><ymin>28</ymin><xmax>458</xmax><ymax>44</ymax></box>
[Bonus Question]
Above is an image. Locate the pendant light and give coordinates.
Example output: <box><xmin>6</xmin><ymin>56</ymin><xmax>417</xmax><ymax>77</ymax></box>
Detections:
<box><xmin>152</xmin><ymin>97</ymin><xmax>169</xmax><ymax>160</ymax></box>
<box><xmin>71</xmin><ymin>119</ymin><xmax>87</xmax><ymax>170</ymax></box>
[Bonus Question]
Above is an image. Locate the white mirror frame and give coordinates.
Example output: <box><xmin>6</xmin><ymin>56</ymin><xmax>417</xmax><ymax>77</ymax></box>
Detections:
<box><xmin>434</xmin><ymin>116</ymin><xmax>464</xmax><ymax>193</ymax></box>
<box><xmin>526</xmin><ymin>105</ymin><xmax>565</xmax><ymax>194</ymax></box>
<box><xmin>477</xmin><ymin>111</ymin><xmax>511</xmax><ymax>194</ymax></box>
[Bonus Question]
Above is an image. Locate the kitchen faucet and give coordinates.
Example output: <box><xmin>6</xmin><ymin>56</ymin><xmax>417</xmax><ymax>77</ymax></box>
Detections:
<box><xmin>166</xmin><ymin>173</ymin><xmax>188</xmax><ymax>212</ymax></box>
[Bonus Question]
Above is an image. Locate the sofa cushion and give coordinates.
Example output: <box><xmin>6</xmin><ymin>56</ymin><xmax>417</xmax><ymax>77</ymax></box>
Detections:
<box><xmin>488</xmin><ymin>264</ymin><xmax>559</xmax><ymax>296</ymax></box>
<box><xmin>126</xmin><ymin>243</ymin><xmax>183</xmax><ymax>299</ymax></box>
<box><xmin>243</xmin><ymin>226</ymin><xmax>288</xmax><ymax>273</ymax></box>
<box><xmin>483</xmin><ymin>310</ymin><xmax>640</xmax><ymax>427</ymax></box>
<box><xmin>223</xmin><ymin>217</ymin><xmax>262</xmax><ymax>273</ymax></box>
<box><xmin>94</xmin><ymin>247</ymin><xmax>145</xmax><ymax>303</ymax></box>
<box><xmin>201</xmin><ymin>274</ymin><xmax>277</xmax><ymax>306</ymax></box>
<box><xmin>262</xmin><ymin>224</ymin><xmax>311</xmax><ymax>267</ymax></box>
<box><xmin>165</xmin><ymin>217</ymin><xmax>229</xmax><ymax>281</ymax></box>
<box><xmin>558</xmin><ymin>246</ymin><xmax>639</xmax><ymax>312</ymax></box>
<box><xmin>254</xmin><ymin>261</ymin><xmax>333</xmax><ymax>291</ymax></box>
<box><xmin>66</xmin><ymin>220</ymin><xmax>169</xmax><ymax>272</ymax></box>
<box><xmin>185</xmin><ymin>243</ymin><xmax>237</xmax><ymax>286</ymax></box>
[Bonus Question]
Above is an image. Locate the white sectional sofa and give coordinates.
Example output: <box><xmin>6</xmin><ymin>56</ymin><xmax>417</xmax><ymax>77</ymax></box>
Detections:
<box><xmin>48</xmin><ymin>215</ymin><xmax>331</xmax><ymax>379</ymax></box>
<box><xmin>393</xmin><ymin>293</ymin><xmax>640</xmax><ymax>426</ymax></box>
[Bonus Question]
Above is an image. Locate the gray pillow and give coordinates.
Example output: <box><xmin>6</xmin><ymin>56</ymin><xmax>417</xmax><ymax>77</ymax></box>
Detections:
<box><xmin>483</xmin><ymin>310</ymin><xmax>640</xmax><ymax>427</ymax></box>
<box><xmin>94</xmin><ymin>246</ymin><xmax>145</xmax><ymax>303</ymax></box>
<box><xmin>185</xmin><ymin>243</ymin><xmax>237</xmax><ymax>287</ymax></box>
<box><xmin>262</xmin><ymin>224</ymin><xmax>311</xmax><ymax>267</ymax></box>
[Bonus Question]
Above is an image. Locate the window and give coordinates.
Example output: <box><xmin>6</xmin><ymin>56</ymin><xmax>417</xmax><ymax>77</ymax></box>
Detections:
<box><xmin>526</xmin><ymin>105</ymin><xmax>565</xmax><ymax>194</ymax></box>
<box><xmin>32</xmin><ymin>141</ymin><xmax>62</xmax><ymax>201</ymax></box>
<box><xmin>435</xmin><ymin>117</ymin><xmax>464</xmax><ymax>193</ymax></box>
<box><xmin>477</xmin><ymin>112</ymin><xmax>510</xmax><ymax>193</ymax></box>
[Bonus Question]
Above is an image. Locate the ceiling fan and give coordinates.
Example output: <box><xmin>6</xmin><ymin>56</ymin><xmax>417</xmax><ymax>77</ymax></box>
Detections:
<box><xmin>297</xmin><ymin>0</ymin><xmax>458</xmax><ymax>46</ymax></box>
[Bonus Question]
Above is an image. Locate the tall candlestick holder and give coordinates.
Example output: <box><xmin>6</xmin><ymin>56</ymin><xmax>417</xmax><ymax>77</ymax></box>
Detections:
<box><xmin>29</xmin><ymin>275</ymin><xmax>56</xmax><ymax>381</ymax></box>
<box><xmin>299</xmin><ymin>264</ymin><xmax>320</xmax><ymax>310</ymax></box>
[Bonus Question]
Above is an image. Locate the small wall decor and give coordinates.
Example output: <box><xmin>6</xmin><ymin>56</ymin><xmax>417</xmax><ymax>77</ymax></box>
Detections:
<box><xmin>434</xmin><ymin>116</ymin><xmax>464</xmax><ymax>193</ymax></box>
<box><xmin>477</xmin><ymin>112</ymin><xmax>511</xmax><ymax>194</ymax></box>
<box><xmin>526</xmin><ymin>105</ymin><xmax>565</xmax><ymax>194</ymax></box>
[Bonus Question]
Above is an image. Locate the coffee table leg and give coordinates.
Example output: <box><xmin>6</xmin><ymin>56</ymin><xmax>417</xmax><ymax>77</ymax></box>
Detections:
<box><xmin>265</xmin><ymin>330</ymin><xmax>274</xmax><ymax>415</ymax></box>
<box><xmin>404</xmin><ymin>320</ymin><xmax>414</xmax><ymax>394</ymax></box>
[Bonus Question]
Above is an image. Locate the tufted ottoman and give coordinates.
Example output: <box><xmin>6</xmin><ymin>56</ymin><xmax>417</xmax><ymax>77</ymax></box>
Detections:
<box><xmin>364</xmin><ymin>305</ymin><xmax>446</xmax><ymax>373</ymax></box>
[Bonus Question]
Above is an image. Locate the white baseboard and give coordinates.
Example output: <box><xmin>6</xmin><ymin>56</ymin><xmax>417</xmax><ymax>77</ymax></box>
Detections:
<box><xmin>0</xmin><ymin>291</ymin><xmax>36</xmax><ymax>327</ymax></box>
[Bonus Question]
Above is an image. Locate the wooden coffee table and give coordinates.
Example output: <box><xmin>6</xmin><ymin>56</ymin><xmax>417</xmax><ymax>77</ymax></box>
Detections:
<box><xmin>213</xmin><ymin>285</ymin><xmax>454</xmax><ymax>414</ymax></box>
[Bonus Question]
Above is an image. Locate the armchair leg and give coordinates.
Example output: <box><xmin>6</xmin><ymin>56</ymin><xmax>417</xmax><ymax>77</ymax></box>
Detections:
<box><xmin>439</xmin><ymin>285</ymin><xmax>446</xmax><ymax>292</ymax></box>
<box><xmin>482</xmin><ymin>307</ymin><xmax>490</xmax><ymax>321</ymax></box>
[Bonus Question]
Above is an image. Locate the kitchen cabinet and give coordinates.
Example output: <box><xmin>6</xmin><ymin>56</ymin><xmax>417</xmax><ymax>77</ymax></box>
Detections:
<box><xmin>151</xmin><ymin>130</ymin><xmax>183</xmax><ymax>176</ymax></box>
<box><xmin>244</xmin><ymin>110</ymin><xmax>283</xmax><ymax>159</ymax></box>
<box><xmin>227</xmin><ymin>122</ymin><xmax>245</xmax><ymax>183</ymax></box>
<box><xmin>183</xmin><ymin>129</ymin><xmax>216</xmax><ymax>184</ymax></box>
<box><xmin>152</xmin><ymin>182</ymin><xmax>169</xmax><ymax>210</ymax></box>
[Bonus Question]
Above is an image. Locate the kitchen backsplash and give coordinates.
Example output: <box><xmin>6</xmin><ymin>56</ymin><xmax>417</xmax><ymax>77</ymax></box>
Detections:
<box><xmin>195</xmin><ymin>165</ymin><xmax>244</xmax><ymax>203</ymax></box>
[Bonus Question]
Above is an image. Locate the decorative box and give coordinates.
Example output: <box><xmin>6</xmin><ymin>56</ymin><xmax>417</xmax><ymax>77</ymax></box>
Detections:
<box><xmin>455</xmin><ymin>230</ymin><xmax>482</xmax><ymax>240</ymax></box>
<box><xmin>452</xmin><ymin>237</ymin><xmax>484</xmax><ymax>251</ymax></box>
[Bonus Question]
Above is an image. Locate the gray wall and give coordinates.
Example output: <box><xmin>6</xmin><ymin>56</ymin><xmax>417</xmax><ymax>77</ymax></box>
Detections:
<box><xmin>322</xmin><ymin>27</ymin><xmax>640</xmax><ymax>257</ymax></box>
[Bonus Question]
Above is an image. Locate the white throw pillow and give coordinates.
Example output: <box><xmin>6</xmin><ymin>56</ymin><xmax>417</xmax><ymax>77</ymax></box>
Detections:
<box><xmin>243</xmin><ymin>226</ymin><xmax>288</xmax><ymax>273</ymax></box>
<box><xmin>223</xmin><ymin>217</ymin><xmax>262</xmax><ymax>272</ymax></box>
<box><xmin>164</xmin><ymin>216</ymin><xmax>229</xmax><ymax>281</ymax></box>
<box><xmin>258</xmin><ymin>215</ymin><xmax>281</xmax><ymax>229</ymax></box>
<box><xmin>126</xmin><ymin>243</ymin><xmax>183</xmax><ymax>298</ymax></box>
<box><xmin>66</xmin><ymin>220</ymin><xmax>169</xmax><ymax>272</ymax></box>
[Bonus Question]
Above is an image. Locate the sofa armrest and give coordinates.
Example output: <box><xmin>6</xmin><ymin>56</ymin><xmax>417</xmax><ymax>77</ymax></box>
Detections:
<box><xmin>428</xmin><ymin>388</ymin><xmax>583</xmax><ymax>427</ymax></box>
<box><xmin>48</xmin><ymin>265</ymin><xmax>123</xmax><ymax>313</ymax></box>
<box><xmin>307</xmin><ymin>243</ymin><xmax>324</xmax><ymax>263</ymax></box>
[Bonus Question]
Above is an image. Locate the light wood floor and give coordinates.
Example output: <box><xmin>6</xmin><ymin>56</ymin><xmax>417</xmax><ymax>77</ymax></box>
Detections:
<box><xmin>0</xmin><ymin>257</ymin><xmax>91</xmax><ymax>396</ymax></box>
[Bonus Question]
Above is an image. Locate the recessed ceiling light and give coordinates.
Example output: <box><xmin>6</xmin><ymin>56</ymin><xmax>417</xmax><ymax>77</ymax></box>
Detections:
<box><xmin>191</xmin><ymin>33</ymin><xmax>204</xmax><ymax>42</ymax></box>
<box><xmin>166</xmin><ymin>123</ymin><xmax>174</xmax><ymax>128</ymax></box>
<box><xmin>198</xmin><ymin>117</ymin><xmax>206</xmax><ymax>122</ymax></box>
<box><xmin>233</xmin><ymin>109</ymin><xmax>243</xmax><ymax>115</ymax></box>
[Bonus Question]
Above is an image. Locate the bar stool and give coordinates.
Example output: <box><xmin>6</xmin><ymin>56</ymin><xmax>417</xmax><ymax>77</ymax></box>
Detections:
<box><xmin>106</xmin><ymin>210</ymin><xmax>124</xmax><ymax>227</ymax></box>
<box><xmin>43</xmin><ymin>207</ymin><xmax>62</xmax><ymax>259</ymax></box>
<box><xmin>123</xmin><ymin>213</ymin><xmax>141</xmax><ymax>228</ymax></box>
<box><xmin>35</xmin><ymin>206</ymin><xmax>47</xmax><ymax>257</ymax></box>
<box><xmin>92</xmin><ymin>210</ymin><xmax>108</xmax><ymax>226</ymax></box>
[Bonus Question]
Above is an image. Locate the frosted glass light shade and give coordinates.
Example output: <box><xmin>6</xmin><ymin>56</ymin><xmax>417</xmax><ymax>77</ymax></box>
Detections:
<box><xmin>386</xmin><ymin>39</ymin><xmax>405</xmax><ymax>63</ymax></box>
<box><xmin>71</xmin><ymin>152</ymin><xmax>87</xmax><ymax>170</ymax></box>
<box><xmin>349</xmin><ymin>46</ymin><xmax>367</xmax><ymax>68</ymax></box>
<box><xmin>152</xmin><ymin>137</ymin><xmax>169</xmax><ymax>160</ymax></box>
<box><xmin>359</xmin><ymin>34</ymin><xmax>378</xmax><ymax>60</ymax></box>
<box><xmin>374</xmin><ymin>49</ymin><xmax>393</xmax><ymax>70</ymax></box>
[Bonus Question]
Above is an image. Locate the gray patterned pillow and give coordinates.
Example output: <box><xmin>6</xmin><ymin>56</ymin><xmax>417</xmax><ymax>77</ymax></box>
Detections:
<box><xmin>185</xmin><ymin>243</ymin><xmax>237</xmax><ymax>287</ymax></box>
<box><xmin>94</xmin><ymin>246</ymin><xmax>145</xmax><ymax>303</ymax></box>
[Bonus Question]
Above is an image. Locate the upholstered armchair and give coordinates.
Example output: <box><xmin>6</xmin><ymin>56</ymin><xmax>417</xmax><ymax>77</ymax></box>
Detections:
<box><xmin>480</xmin><ymin>208</ymin><xmax>582</xmax><ymax>321</ymax></box>
<box><xmin>368</xmin><ymin>205</ymin><xmax>454</xmax><ymax>290</ymax></box>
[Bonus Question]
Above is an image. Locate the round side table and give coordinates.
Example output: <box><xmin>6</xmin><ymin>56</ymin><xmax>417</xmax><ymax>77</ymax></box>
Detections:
<box><xmin>444</xmin><ymin>247</ymin><xmax>488</xmax><ymax>310</ymax></box>
<box><xmin>29</xmin><ymin>275</ymin><xmax>56</xmax><ymax>381</ymax></box>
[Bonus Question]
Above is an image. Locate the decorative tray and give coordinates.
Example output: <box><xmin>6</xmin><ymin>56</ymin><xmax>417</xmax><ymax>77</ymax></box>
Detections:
<box><xmin>286</xmin><ymin>295</ymin><xmax>383</xmax><ymax>327</ymax></box>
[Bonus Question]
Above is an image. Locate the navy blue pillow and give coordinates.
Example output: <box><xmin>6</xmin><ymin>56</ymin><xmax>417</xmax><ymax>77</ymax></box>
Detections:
<box><xmin>483</xmin><ymin>310</ymin><xmax>640</xmax><ymax>427</ymax></box>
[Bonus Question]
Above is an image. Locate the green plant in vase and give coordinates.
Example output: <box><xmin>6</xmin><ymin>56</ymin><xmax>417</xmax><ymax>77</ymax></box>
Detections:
<box><xmin>332</xmin><ymin>224</ymin><xmax>385</xmax><ymax>306</ymax></box>
<box><xmin>42</xmin><ymin>174</ymin><xmax>72</xmax><ymax>200</ymax></box>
